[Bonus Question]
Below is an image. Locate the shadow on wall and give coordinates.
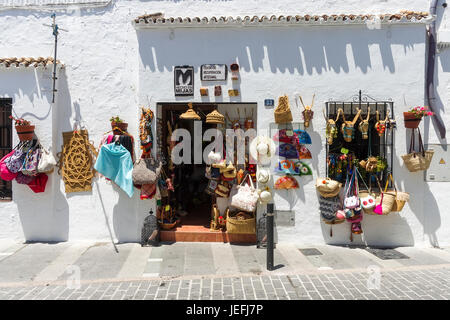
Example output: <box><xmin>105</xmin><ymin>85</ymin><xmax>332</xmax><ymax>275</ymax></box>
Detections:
<box><xmin>13</xmin><ymin>69</ymin><xmax>72</xmax><ymax>242</ymax></box>
<box><xmin>137</xmin><ymin>25</ymin><xmax>423</xmax><ymax>76</ymax></box>
<box><xmin>112</xmin><ymin>183</ymin><xmax>139</xmax><ymax>243</ymax></box>
<box><xmin>318</xmin><ymin>200</ymin><xmax>415</xmax><ymax>247</ymax></box>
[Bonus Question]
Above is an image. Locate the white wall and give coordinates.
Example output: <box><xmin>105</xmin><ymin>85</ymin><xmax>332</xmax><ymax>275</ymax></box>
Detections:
<box><xmin>0</xmin><ymin>0</ymin><xmax>449</xmax><ymax>247</ymax></box>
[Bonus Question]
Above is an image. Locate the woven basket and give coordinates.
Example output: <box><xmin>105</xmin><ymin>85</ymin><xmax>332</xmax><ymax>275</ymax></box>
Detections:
<box><xmin>226</xmin><ymin>211</ymin><xmax>256</xmax><ymax>234</ymax></box>
<box><xmin>274</xmin><ymin>95</ymin><xmax>293</xmax><ymax>124</ymax></box>
<box><xmin>391</xmin><ymin>191</ymin><xmax>410</xmax><ymax>212</ymax></box>
<box><xmin>159</xmin><ymin>221</ymin><xmax>177</xmax><ymax>230</ymax></box>
<box><xmin>371</xmin><ymin>191</ymin><xmax>396</xmax><ymax>215</ymax></box>
<box><xmin>401</xmin><ymin>150</ymin><xmax>434</xmax><ymax>172</ymax></box>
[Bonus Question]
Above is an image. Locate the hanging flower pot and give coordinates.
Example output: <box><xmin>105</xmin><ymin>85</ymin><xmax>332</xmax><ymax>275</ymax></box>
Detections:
<box><xmin>10</xmin><ymin>116</ymin><xmax>35</xmax><ymax>141</ymax></box>
<box><xmin>403</xmin><ymin>106</ymin><xmax>433</xmax><ymax>129</ymax></box>
<box><xmin>110</xmin><ymin>116</ymin><xmax>128</xmax><ymax>135</ymax></box>
<box><xmin>403</xmin><ymin>112</ymin><xmax>422</xmax><ymax>129</ymax></box>
<box><xmin>15</xmin><ymin>124</ymin><xmax>35</xmax><ymax>141</ymax></box>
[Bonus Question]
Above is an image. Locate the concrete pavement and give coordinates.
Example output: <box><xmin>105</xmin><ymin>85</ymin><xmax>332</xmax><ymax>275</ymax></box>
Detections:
<box><xmin>0</xmin><ymin>240</ymin><xmax>449</xmax><ymax>300</ymax></box>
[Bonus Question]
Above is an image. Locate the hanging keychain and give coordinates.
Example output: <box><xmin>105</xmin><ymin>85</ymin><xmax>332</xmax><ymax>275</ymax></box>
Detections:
<box><xmin>375</xmin><ymin>110</ymin><xmax>389</xmax><ymax>137</ymax></box>
<box><xmin>341</xmin><ymin>108</ymin><xmax>362</xmax><ymax>143</ymax></box>
<box><xmin>324</xmin><ymin>108</ymin><xmax>342</xmax><ymax>145</ymax></box>
<box><xmin>358</xmin><ymin>106</ymin><xmax>371</xmax><ymax>139</ymax></box>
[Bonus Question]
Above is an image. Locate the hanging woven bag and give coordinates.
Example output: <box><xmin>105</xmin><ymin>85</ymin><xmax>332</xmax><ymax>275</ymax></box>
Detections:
<box><xmin>373</xmin><ymin>176</ymin><xmax>396</xmax><ymax>215</ymax></box>
<box><xmin>385</xmin><ymin>173</ymin><xmax>410</xmax><ymax>212</ymax></box>
<box><xmin>274</xmin><ymin>95</ymin><xmax>293</xmax><ymax>124</ymax></box>
<box><xmin>401</xmin><ymin>128</ymin><xmax>434</xmax><ymax>172</ymax></box>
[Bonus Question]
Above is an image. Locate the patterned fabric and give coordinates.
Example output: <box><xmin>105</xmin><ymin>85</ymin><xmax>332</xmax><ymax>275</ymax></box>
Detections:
<box><xmin>297</xmin><ymin>144</ymin><xmax>312</xmax><ymax>159</ymax></box>
<box><xmin>4</xmin><ymin>149</ymin><xmax>26</xmax><ymax>173</ymax></box>
<box><xmin>277</xmin><ymin>143</ymin><xmax>299</xmax><ymax>159</ymax></box>
<box><xmin>15</xmin><ymin>172</ymin><xmax>35</xmax><ymax>185</ymax></box>
<box><xmin>275</xmin><ymin>159</ymin><xmax>312</xmax><ymax>176</ymax></box>
<box><xmin>139</xmin><ymin>107</ymin><xmax>154</xmax><ymax>156</ymax></box>
<box><xmin>318</xmin><ymin>195</ymin><xmax>340</xmax><ymax>222</ymax></box>
<box><xmin>293</xmin><ymin>129</ymin><xmax>312</xmax><ymax>144</ymax></box>
<box><xmin>274</xmin><ymin>176</ymin><xmax>299</xmax><ymax>189</ymax></box>
<box><xmin>22</xmin><ymin>147</ymin><xmax>41</xmax><ymax>176</ymax></box>
<box><xmin>273</xmin><ymin>129</ymin><xmax>297</xmax><ymax>144</ymax></box>
<box><xmin>140</xmin><ymin>183</ymin><xmax>156</xmax><ymax>200</ymax></box>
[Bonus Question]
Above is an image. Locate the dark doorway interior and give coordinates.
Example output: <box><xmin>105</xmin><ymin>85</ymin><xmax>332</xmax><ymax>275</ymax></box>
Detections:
<box><xmin>160</xmin><ymin>103</ymin><xmax>217</xmax><ymax>229</ymax></box>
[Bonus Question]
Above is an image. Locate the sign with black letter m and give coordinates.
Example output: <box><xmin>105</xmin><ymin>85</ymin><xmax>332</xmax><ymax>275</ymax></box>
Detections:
<box><xmin>174</xmin><ymin>66</ymin><xmax>194</xmax><ymax>96</ymax></box>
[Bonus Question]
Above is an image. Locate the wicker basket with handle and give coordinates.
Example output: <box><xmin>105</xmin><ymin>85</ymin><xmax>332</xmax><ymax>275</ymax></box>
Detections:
<box><xmin>226</xmin><ymin>210</ymin><xmax>256</xmax><ymax>234</ymax></box>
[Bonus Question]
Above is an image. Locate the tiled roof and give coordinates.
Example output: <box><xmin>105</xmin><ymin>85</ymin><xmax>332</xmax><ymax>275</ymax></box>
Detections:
<box><xmin>0</xmin><ymin>57</ymin><xmax>63</xmax><ymax>69</ymax></box>
<box><xmin>134</xmin><ymin>11</ymin><xmax>432</xmax><ymax>28</ymax></box>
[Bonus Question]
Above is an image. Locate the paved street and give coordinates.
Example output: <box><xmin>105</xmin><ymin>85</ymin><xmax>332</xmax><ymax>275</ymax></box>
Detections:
<box><xmin>0</xmin><ymin>240</ymin><xmax>449</xmax><ymax>300</ymax></box>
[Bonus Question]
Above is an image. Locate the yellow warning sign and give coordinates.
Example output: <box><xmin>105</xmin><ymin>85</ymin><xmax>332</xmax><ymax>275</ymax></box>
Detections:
<box><xmin>440</xmin><ymin>158</ymin><xmax>446</xmax><ymax>164</ymax></box>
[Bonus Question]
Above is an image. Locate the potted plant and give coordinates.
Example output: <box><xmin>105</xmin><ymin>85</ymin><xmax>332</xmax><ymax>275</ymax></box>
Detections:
<box><xmin>110</xmin><ymin>116</ymin><xmax>128</xmax><ymax>135</ymax></box>
<box><xmin>10</xmin><ymin>116</ymin><xmax>35</xmax><ymax>141</ymax></box>
<box><xmin>403</xmin><ymin>106</ymin><xmax>433</xmax><ymax>129</ymax></box>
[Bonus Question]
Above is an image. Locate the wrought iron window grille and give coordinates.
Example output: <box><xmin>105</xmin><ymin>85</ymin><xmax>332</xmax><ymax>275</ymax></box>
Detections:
<box><xmin>325</xmin><ymin>91</ymin><xmax>395</xmax><ymax>188</ymax></box>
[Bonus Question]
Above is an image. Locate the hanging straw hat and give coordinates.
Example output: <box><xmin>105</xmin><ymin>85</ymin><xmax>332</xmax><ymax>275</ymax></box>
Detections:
<box><xmin>249</xmin><ymin>136</ymin><xmax>276</xmax><ymax>165</ymax></box>
<box><xmin>180</xmin><ymin>103</ymin><xmax>201</xmax><ymax>120</ymax></box>
<box><xmin>206</xmin><ymin>109</ymin><xmax>225</xmax><ymax>124</ymax></box>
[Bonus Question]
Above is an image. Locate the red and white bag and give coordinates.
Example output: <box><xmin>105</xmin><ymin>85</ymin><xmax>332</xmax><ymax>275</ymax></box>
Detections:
<box><xmin>344</xmin><ymin>170</ymin><xmax>360</xmax><ymax>209</ymax></box>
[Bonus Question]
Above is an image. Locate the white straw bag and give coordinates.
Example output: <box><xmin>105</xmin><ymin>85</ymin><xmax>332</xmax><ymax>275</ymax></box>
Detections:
<box><xmin>37</xmin><ymin>147</ymin><xmax>57</xmax><ymax>173</ymax></box>
<box><xmin>231</xmin><ymin>174</ymin><xmax>259</xmax><ymax>212</ymax></box>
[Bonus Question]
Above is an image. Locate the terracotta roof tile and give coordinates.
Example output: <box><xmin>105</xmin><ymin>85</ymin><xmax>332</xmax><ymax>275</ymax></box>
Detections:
<box><xmin>0</xmin><ymin>57</ymin><xmax>63</xmax><ymax>68</ymax></box>
<box><xmin>134</xmin><ymin>10</ymin><xmax>431</xmax><ymax>27</ymax></box>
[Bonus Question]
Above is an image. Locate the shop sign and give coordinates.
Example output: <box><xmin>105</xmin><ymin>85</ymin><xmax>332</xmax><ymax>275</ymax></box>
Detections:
<box><xmin>200</xmin><ymin>64</ymin><xmax>227</xmax><ymax>81</ymax></box>
<box><xmin>174</xmin><ymin>66</ymin><xmax>194</xmax><ymax>96</ymax></box>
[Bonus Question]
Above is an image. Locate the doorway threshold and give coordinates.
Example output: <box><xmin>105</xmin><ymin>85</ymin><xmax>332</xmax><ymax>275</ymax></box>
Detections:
<box><xmin>160</xmin><ymin>226</ymin><xmax>256</xmax><ymax>243</ymax></box>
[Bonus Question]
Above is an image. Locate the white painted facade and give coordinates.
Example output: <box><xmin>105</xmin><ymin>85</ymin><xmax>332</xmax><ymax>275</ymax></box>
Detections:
<box><xmin>0</xmin><ymin>0</ymin><xmax>449</xmax><ymax>247</ymax></box>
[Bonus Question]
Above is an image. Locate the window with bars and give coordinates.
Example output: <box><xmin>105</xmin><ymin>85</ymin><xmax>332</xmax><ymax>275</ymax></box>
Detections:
<box><xmin>325</xmin><ymin>92</ymin><xmax>395</xmax><ymax>188</ymax></box>
<box><xmin>0</xmin><ymin>98</ymin><xmax>12</xmax><ymax>200</ymax></box>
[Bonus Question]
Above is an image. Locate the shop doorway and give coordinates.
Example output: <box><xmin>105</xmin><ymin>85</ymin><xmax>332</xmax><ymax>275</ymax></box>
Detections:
<box><xmin>160</xmin><ymin>103</ymin><xmax>216</xmax><ymax>232</ymax></box>
<box><xmin>157</xmin><ymin>102</ymin><xmax>257</xmax><ymax>242</ymax></box>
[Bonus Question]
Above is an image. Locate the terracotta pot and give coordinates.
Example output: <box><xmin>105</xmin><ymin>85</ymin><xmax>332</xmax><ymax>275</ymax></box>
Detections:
<box><xmin>403</xmin><ymin>112</ymin><xmax>422</xmax><ymax>129</ymax></box>
<box><xmin>15</xmin><ymin>125</ymin><xmax>35</xmax><ymax>141</ymax></box>
<box><xmin>111</xmin><ymin>121</ymin><xmax>128</xmax><ymax>135</ymax></box>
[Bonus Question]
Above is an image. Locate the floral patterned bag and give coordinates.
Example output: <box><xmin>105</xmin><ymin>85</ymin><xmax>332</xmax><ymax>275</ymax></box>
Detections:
<box><xmin>22</xmin><ymin>147</ymin><xmax>41</xmax><ymax>176</ymax></box>
<box><xmin>4</xmin><ymin>148</ymin><xmax>26</xmax><ymax>173</ymax></box>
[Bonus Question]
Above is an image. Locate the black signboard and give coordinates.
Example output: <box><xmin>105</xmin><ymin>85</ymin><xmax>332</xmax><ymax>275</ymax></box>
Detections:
<box><xmin>174</xmin><ymin>65</ymin><xmax>194</xmax><ymax>96</ymax></box>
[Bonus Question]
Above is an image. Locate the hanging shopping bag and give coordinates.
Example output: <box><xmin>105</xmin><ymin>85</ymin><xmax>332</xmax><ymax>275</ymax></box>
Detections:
<box><xmin>355</xmin><ymin>168</ymin><xmax>376</xmax><ymax>210</ymax></box>
<box><xmin>231</xmin><ymin>174</ymin><xmax>259</xmax><ymax>212</ymax></box>
<box><xmin>384</xmin><ymin>173</ymin><xmax>409</xmax><ymax>212</ymax></box>
<box><xmin>344</xmin><ymin>170</ymin><xmax>359</xmax><ymax>209</ymax></box>
<box><xmin>4</xmin><ymin>142</ymin><xmax>28</xmax><ymax>174</ymax></box>
<box><xmin>373</xmin><ymin>175</ymin><xmax>395</xmax><ymax>215</ymax></box>
<box><xmin>132</xmin><ymin>156</ymin><xmax>162</xmax><ymax>185</ymax></box>
<box><xmin>22</xmin><ymin>145</ymin><xmax>41</xmax><ymax>176</ymax></box>
<box><xmin>38</xmin><ymin>146</ymin><xmax>57</xmax><ymax>173</ymax></box>
<box><xmin>274</xmin><ymin>95</ymin><xmax>293</xmax><ymax>124</ymax></box>
<box><xmin>0</xmin><ymin>150</ymin><xmax>19</xmax><ymax>181</ymax></box>
<box><xmin>401</xmin><ymin>128</ymin><xmax>434</xmax><ymax>172</ymax></box>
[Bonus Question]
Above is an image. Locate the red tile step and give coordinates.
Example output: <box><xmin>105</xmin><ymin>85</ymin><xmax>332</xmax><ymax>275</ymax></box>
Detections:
<box><xmin>160</xmin><ymin>225</ymin><xmax>256</xmax><ymax>243</ymax></box>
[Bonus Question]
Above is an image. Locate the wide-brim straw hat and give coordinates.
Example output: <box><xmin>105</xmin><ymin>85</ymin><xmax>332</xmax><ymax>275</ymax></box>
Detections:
<box><xmin>249</xmin><ymin>136</ymin><xmax>276</xmax><ymax>165</ymax></box>
<box><xmin>206</xmin><ymin>109</ymin><xmax>225</xmax><ymax>124</ymax></box>
<box><xmin>180</xmin><ymin>103</ymin><xmax>201</xmax><ymax>120</ymax></box>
